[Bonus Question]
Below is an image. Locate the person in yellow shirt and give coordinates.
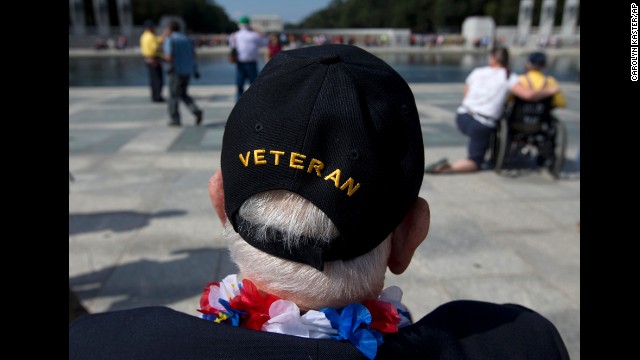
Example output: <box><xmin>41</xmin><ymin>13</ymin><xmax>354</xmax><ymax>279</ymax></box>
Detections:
<box><xmin>509</xmin><ymin>51</ymin><xmax>567</xmax><ymax>171</ymax></box>
<box><xmin>140</xmin><ymin>20</ymin><xmax>165</xmax><ymax>103</ymax></box>
<box><xmin>516</xmin><ymin>52</ymin><xmax>566</xmax><ymax>109</ymax></box>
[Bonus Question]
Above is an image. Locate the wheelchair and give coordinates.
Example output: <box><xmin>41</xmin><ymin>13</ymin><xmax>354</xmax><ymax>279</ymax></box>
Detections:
<box><xmin>489</xmin><ymin>97</ymin><xmax>567</xmax><ymax>178</ymax></box>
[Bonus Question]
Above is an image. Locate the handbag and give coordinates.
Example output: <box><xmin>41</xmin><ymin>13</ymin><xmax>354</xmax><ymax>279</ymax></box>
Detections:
<box><xmin>229</xmin><ymin>47</ymin><xmax>238</xmax><ymax>63</ymax></box>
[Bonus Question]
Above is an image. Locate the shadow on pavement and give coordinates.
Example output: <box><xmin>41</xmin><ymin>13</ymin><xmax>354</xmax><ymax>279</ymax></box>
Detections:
<box><xmin>203</xmin><ymin>122</ymin><xmax>227</xmax><ymax>129</ymax></box>
<box><xmin>69</xmin><ymin>209</ymin><xmax>187</xmax><ymax>235</ymax></box>
<box><xmin>494</xmin><ymin>156</ymin><xmax>580</xmax><ymax>181</ymax></box>
<box><xmin>70</xmin><ymin>247</ymin><xmax>238</xmax><ymax>312</ymax></box>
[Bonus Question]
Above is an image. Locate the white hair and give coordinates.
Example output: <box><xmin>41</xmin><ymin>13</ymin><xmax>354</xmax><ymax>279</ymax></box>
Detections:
<box><xmin>225</xmin><ymin>190</ymin><xmax>392</xmax><ymax>310</ymax></box>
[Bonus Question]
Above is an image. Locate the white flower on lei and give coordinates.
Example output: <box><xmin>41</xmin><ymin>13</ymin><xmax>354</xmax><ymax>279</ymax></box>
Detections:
<box><xmin>263</xmin><ymin>299</ymin><xmax>338</xmax><ymax>339</ymax></box>
<box><xmin>205</xmin><ymin>274</ymin><xmax>242</xmax><ymax>312</ymax></box>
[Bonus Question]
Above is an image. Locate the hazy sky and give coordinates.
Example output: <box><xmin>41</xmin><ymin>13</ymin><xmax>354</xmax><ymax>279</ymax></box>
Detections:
<box><xmin>213</xmin><ymin>0</ymin><xmax>333</xmax><ymax>24</ymax></box>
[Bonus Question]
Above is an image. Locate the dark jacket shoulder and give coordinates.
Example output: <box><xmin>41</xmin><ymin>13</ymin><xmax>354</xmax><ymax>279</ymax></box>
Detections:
<box><xmin>70</xmin><ymin>301</ymin><xmax>570</xmax><ymax>360</ymax></box>
<box><xmin>378</xmin><ymin>300</ymin><xmax>570</xmax><ymax>360</ymax></box>
<box><xmin>69</xmin><ymin>306</ymin><xmax>365</xmax><ymax>360</ymax></box>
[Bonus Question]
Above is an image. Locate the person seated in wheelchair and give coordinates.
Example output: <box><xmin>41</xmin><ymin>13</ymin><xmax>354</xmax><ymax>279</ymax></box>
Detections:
<box><xmin>425</xmin><ymin>47</ymin><xmax>559</xmax><ymax>174</ymax></box>
<box><xmin>505</xmin><ymin>51</ymin><xmax>566</xmax><ymax>167</ymax></box>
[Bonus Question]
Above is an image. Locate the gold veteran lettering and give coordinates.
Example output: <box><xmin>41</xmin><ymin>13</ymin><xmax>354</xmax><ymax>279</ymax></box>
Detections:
<box><xmin>238</xmin><ymin>149</ymin><xmax>361</xmax><ymax>196</ymax></box>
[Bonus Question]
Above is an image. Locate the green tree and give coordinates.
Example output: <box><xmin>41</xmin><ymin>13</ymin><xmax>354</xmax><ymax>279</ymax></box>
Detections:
<box><xmin>131</xmin><ymin>0</ymin><xmax>235</xmax><ymax>33</ymax></box>
<box><xmin>299</xmin><ymin>0</ymin><xmax>524</xmax><ymax>32</ymax></box>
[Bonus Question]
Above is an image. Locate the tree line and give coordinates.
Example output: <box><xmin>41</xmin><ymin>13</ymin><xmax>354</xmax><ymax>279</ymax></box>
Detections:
<box><xmin>86</xmin><ymin>0</ymin><xmax>574</xmax><ymax>34</ymax></box>
<box><xmin>298</xmin><ymin>0</ymin><xmax>574</xmax><ymax>33</ymax></box>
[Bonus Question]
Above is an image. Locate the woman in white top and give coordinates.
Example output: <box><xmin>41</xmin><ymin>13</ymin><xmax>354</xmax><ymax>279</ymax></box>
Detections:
<box><xmin>425</xmin><ymin>47</ymin><xmax>558</xmax><ymax>174</ymax></box>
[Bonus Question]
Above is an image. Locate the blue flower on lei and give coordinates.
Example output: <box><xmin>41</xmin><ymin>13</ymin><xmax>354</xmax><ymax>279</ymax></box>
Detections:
<box><xmin>209</xmin><ymin>298</ymin><xmax>246</xmax><ymax>326</ymax></box>
<box><xmin>321</xmin><ymin>303</ymin><xmax>384</xmax><ymax>360</ymax></box>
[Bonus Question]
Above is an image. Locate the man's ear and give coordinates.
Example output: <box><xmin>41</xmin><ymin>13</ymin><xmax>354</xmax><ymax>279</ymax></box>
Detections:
<box><xmin>388</xmin><ymin>197</ymin><xmax>430</xmax><ymax>275</ymax></box>
<box><xmin>208</xmin><ymin>169</ymin><xmax>227</xmax><ymax>225</ymax></box>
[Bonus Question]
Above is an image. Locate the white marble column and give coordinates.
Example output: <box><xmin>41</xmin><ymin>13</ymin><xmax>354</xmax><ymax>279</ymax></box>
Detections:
<box><xmin>92</xmin><ymin>0</ymin><xmax>110</xmax><ymax>36</ymax></box>
<box><xmin>538</xmin><ymin>0</ymin><xmax>557</xmax><ymax>37</ymax></box>
<box><xmin>69</xmin><ymin>0</ymin><xmax>86</xmax><ymax>35</ymax></box>
<box><xmin>516</xmin><ymin>0</ymin><xmax>533</xmax><ymax>46</ymax></box>
<box><xmin>116</xmin><ymin>0</ymin><xmax>133</xmax><ymax>37</ymax></box>
<box><xmin>561</xmin><ymin>0</ymin><xmax>579</xmax><ymax>36</ymax></box>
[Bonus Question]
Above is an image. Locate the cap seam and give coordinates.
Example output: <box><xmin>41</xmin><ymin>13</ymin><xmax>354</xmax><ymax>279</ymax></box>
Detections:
<box><xmin>288</xmin><ymin>62</ymin><xmax>331</xmax><ymax>190</ymax></box>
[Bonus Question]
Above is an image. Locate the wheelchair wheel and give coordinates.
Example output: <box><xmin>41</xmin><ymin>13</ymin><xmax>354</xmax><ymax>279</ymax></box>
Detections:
<box><xmin>486</xmin><ymin>127</ymin><xmax>497</xmax><ymax>165</ymax></box>
<box><xmin>493</xmin><ymin>118</ymin><xmax>509</xmax><ymax>171</ymax></box>
<box><xmin>549</xmin><ymin>119</ymin><xmax>567</xmax><ymax>177</ymax></box>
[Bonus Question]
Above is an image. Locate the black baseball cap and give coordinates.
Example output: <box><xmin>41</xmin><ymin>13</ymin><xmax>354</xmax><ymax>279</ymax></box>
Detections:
<box><xmin>221</xmin><ymin>44</ymin><xmax>424</xmax><ymax>270</ymax></box>
<box><xmin>528</xmin><ymin>52</ymin><xmax>547</xmax><ymax>67</ymax></box>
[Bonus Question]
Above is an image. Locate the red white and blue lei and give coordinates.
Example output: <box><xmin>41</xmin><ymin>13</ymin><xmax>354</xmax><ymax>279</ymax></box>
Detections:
<box><xmin>198</xmin><ymin>274</ymin><xmax>411</xmax><ymax>359</ymax></box>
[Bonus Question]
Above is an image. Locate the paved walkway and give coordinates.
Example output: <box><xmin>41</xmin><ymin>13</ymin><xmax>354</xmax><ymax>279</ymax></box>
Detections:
<box><xmin>69</xmin><ymin>83</ymin><xmax>580</xmax><ymax>359</ymax></box>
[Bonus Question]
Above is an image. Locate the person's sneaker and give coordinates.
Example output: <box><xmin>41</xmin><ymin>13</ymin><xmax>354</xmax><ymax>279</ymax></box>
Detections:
<box><xmin>168</xmin><ymin>122</ymin><xmax>181</xmax><ymax>127</ymax></box>
<box><xmin>194</xmin><ymin>110</ymin><xmax>203</xmax><ymax>126</ymax></box>
<box><xmin>424</xmin><ymin>158</ymin><xmax>450</xmax><ymax>174</ymax></box>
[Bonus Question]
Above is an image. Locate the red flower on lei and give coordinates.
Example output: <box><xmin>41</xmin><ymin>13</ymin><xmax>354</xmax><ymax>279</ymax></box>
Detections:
<box><xmin>199</xmin><ymin>275</ymin><xmax>403</xmax><ymax>336</ymax></box>
<box><xmin>229</xmin><ymin>279</ymin><xmax>281</xmax><ymax>330</ymax></box>
<box><xmin>198</xmin><ymin>275</ymin><xmax>408</xmax><ymax>360</ymax></box>
<box><xmin>198</xmin><ymin>277</ymin><xmax>281</xmax><ymax>330</ymax></box>
<box><xmin>363</xmin><ymin>299</ymin><xmax>401</xmax><ymax>334</ymax></box>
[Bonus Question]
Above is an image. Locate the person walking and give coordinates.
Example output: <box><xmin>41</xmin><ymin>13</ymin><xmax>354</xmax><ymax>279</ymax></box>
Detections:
<box><xmin>139</xmin><ymin>20</ymin><xmax>165</xmax><ymax>103</ymax></box>
<box><xmin>163</xmin><ymin>20</ymin><xmax>203</xmax><ymax>127</ymax></box>
<box><xmin>229</xmin><ymin>16</ymin><xmax>268</xmax><ymax>101</ymax></box>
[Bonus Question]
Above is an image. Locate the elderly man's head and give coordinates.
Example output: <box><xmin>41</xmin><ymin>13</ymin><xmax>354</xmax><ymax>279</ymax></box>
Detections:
<box><xmin>209</xmin><ymin>44</ymin><xmax>430</xmax><ymax>309</ymax></box>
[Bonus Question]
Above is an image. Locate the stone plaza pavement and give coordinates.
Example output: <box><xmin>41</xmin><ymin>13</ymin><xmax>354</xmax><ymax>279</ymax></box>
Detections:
<box><xmin>69</xmin><ymin>83</ymin><xmax>580</xmax><ymax>359</ymax></box>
